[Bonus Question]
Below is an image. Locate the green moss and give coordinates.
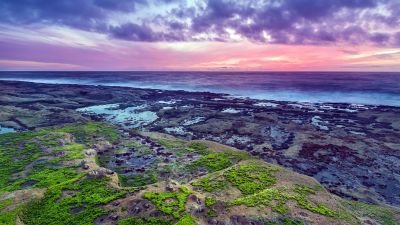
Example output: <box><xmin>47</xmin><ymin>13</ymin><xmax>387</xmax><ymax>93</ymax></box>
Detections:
<box><xmin>205</xmin><ymin>196</ymin><xmax>218</xmax><ymax>217</ymax></box>
<box><xmin>158</xmin><ymin>139</ymin><xmax>185</xmax><ymax>149</ymax></box>
<box><xmin>0</xmin><ymin>198</ymin><xmax>13</xmax><ymax>211</ymax></box>
<box><xmin>0</xmin><ymin>122</ymin><xmax>126</xmax><ymax>224</ymax></box>
<box><xmin>224</xmin><ymin>164</ymin><xmax>278</xmax><ymax>195</ymax></box>
<box><xmin>205</xmin><ymin>196</ymin><xmax>217</xmax><ymax>207</ymax></box>
<box><xmin>191</xmin><ymin>177</ymin><xmax>227</xmax><ymax>192</ymax></box>
<box><xmin>230</xmin><ymin>188</ymin><xmax>290</xmax><ymax>213</ymax></box>
<box><xmin>119</xmin><ymin>172</ymin><xmax>158</xmax><ymax>187</ymax></box>
<box><xmin>138</xmin><ymin>148</ymin><xmax>153</xmax><ymax>156</ymax></box>
<box><xmin>0</xmin><ymin>139</ymin><xmax>43</xmax><ymax>192</ymax></box>
<box><xmin>55</xmin><ymin>122</ymin><xmax>120</xmax><ymax>144</ymax></box>
<box><xmin>188</xmin><ymin>153</ymin><xmax>232</xmax><ymax>172</ymax></box>
<box><xmin>7</xmin><ymin>167</ymin><xmax>78</xmax><ymax>191</ymax></box>
<box><xmin>293</xmin><ymin>184</ymin><xmax>319</xmax><ymax>195</ymax></box>
<box><xmin>37</xmin><ymin>133</ymin><xmax>67</xmax><ymax>147</ymax></box>
<box><xmin>0</xmin><ymin>122</ymin><xmax>118</xmax><ymax>193</ymax></box>
<box><xmin>117</xmin><ymin>217</ymin><xmax>172</xmax><ymax>225</ymax></box>
<box><xmin>293</xmin><ymin>194</ymin><xmax>336</xmax><ymax>217</ymax></box>
<box><xmin>230</xmin><ymin>184</ymin><xmax>336</xmax><ymax>216</ymax></box>
<box><xmin>159</xmin><ymin>140</ymin><xmax>174</xmax><ymax>148</ymax></box>
<box><xmin>0</xmin><ymin>204</ymin><xmax>23</xmax><ymax>225</ymax></box>
<box><xmin>44</xmin><ymin>141</ymin><xmax>59</xmax><ymax>146</ymax></box>
<box><xmin>21</xmin><ymin>176</ymin><xmax>126</xmax><ymax>225</ymax></box>
<box><xmin>207</xmin><ymin>208</ymin><xmax>217</xmax><ymax>217</ymax></box>
<box><xmin>175</xmin><ymin>214</ymin><xmax>196</xmax><ymax>225</ymax></box>
<box><xmin>53</xmin><ymin>143</ymin><xmax>86</xmax><ymax>161</ymax></box>
<box><xmin>172</xmin><ymin>148</ymin><xmax>192</xmax><ymax>157</ymax></box>
<box><xmin>143</xmin><ymin>186</ymin><xmax>191</xmax><ymax>218</ymax></box>
<box><xmin>188</xmin><ymin>142</ymin><xmax>208</xmax><ymax>154</ymax></box>
<box><xmin>342</xmin><ymin>200</ymin><xmax>399</xmax><ymax>225</ymax></box>
<box><xmin>291</xmin><ymin>185</ymin><xmax>335</xmax><ymax>217</ymax></box>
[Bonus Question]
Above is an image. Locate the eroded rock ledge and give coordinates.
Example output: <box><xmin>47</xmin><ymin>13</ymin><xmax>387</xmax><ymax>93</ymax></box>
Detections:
<box><xmin>1</xmin><ymin>80</ymin><xmax>399</xmax><ymax>207</ymax></box>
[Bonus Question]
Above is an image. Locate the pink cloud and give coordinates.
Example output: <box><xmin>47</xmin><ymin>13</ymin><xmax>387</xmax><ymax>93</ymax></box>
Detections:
<box><xmin>0</xmin><ymin>35</ymin><xmax>399</xmax><ymax>71</ymax></box>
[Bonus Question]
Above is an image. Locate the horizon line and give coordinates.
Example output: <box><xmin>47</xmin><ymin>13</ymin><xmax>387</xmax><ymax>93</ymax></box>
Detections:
<box><xmin>0</xmin><ymin>70</ymin><xmax>400</xmax><ymax>73</ymax></box>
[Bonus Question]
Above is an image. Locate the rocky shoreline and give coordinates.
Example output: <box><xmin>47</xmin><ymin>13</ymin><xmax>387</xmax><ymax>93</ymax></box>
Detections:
<box><xmin>1</xmin><ymin>80</ymin><xmax>399</xmax><ymax>207</ymax></box>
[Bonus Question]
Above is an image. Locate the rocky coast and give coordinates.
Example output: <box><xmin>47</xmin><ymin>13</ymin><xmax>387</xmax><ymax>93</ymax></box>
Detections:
<box><xmin>0</xmin><ymin>80</ymin><xmax>399</xmax><ymax>224</ymax></box>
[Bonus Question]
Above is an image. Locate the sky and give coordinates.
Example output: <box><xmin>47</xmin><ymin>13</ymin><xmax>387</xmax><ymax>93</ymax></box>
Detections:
<box><xmin>0</xmin><ymin>0</ymin><xmax>399</xmax><ymax>71</ymax></box>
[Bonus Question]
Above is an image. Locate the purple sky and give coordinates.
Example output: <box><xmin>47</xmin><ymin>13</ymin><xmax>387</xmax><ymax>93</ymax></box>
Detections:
<box><xmin>0</xmin><ymin>0</ymin><xmax>399</xmax><ymax>71</ymax></box>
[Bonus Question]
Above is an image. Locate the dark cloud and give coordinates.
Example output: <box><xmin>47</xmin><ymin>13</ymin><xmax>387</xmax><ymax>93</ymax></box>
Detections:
<box><xmin>182</xmin><ymin>0</ymin><xmax>394</xmax><ymax>45</ymax></box>
<box><xmin>109</xmin><ymin>21</ymin><xmax>186</xmax><ymax>41</ymax></box>
<box><xmin>0</xmin><ymin>0</ymin><xmax>399</xmax><ymax>46</ymax></box>
<box><xmin>284</xmin><ymin>0</ymin><xmax>377</xmax><ymax>19</ymax></box>
<box><xmin>94</xmin><ymin>0</ymin><xmax>147</xmax><ymax>12</ymax></box>
<box><xmin>369</xmin><ymin>33</ymin><xmax>391</xmax><ymax>44</ymax></box>
<box><xmin>110</xmin><ymin>23</ymin><xmax>158</xmax><ymax>41</ymax></box>
<box><xmin>0</xmin><ymin>0</ymin><xmax>147</xmax><ymax>30</ymax></box>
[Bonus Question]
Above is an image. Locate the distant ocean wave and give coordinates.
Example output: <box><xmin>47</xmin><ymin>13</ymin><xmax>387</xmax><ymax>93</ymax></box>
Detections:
<box><xmin>1</xmin><ymin>71</ymin><xmax>400</xmax><ymax>106</ymax></box>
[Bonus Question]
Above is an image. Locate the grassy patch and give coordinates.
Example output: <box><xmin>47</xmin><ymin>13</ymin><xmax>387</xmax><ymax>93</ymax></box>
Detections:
<box><xmin>6</xmin><ymin>167</ymin><xmax>78</xmax><ymax>191</ymax></box>
<box><xmin>21</xmin><ymin>176</ymin><xmax>126</xmax><ymax>225</ymax></box>
<box><xmin>0</xmin><ymin>198</ymin><xmax>13</xmax><ymax>211</ymax></box>
<box><xmin>342</xmin><ymin>200</ymin><xmax>399</xmax><ymax>225</ymax></box>
<box><xmin>175</xmin><ymin>213</ymin><xmax>196</xmax><ymax>225</ymax></box>
<box><xmin>230</xmin><ymin>188</ymin><xmax>291</xmax><ymax>213</ymax></box>
<box><xmin>158</xmin><ymin>139</ymin><xmax>185</xmax><ymax>149</ymax></box>
<box><xmin>55</xmin><ymin>122</ymin><xmax>120</xmax><ymax>144</ymax></box>
<box><xmin>293</xmin><ymin>194</ymin><xmax>336</xmax><ymax>217</ymax></box>
<box><xmin>143</xmin><ymin>186</ymin><xmax>191</xmax><ymax>218</ymax></box>
<box><xmin>0</xmin><ymin>204</ymin><xmax>23</xmax><ymax>225</ymax></box>
<box><xmin>37</xmin><ymin>133</ymin><xmax>68</xmax><ymax>147</ymax></box>
<box><xmin>119</xmin><ymin>172</ymin><xmax>158</xmax><ymax>187</ymax></box>
<box><xmin>292</xmin><ymin>185</ymin><xmax>335</xmax><ymax>217</ymax></box>
<box><xmin>52</xmin><ymin>143</ymin><xmax>86</xmax><ymax>161</ymax></box>
<box><xmin>188</xmin><ymin>153</ymin><xmax>233</xmax><ymax>172</ymax></box>
<box><xmin>230</xmin><ymin>184</ymin><xmax>336</xmax><ymax>216</ymax></box>
<box><xmin>224</xmin><ymin>164</ymin><xmax>278</xmax><ymax>195</ymax></box>
<box><xmin>158</xmin><ymin>140</ymin><xmax>174</xmax><ymax>148</ymax></box>
<box><xmin>0</xmin><ymin>138</ymin><xmax>43</xmax><ymax>192</ymax></box>
<box><xmin>293</xmin><ymin>184</ymin><xmax>320</xmax><ymax>195</ymax></box>
<box><xmin>191</xmin><ymin>177</ymin><xmax>227</xmax><ymax>192</ymax></box>
<box><xmin>188</xmin><ymin>142</ymin><xmax>208</xmax><ymax>154</ymax></box>
<box><xmin>0</xmin><ymin>122</ymin><xmax>125</xmax><ymax>224</ymax></box>
<box><xmin>205</xmin><ymin>196</ymin><xmax>218</xmax><ymax>217</ymax></box>
<box><xmin>0</xmin><ymin>122</ymin><xmax>119</xmax><ymax>194</ymax></box>
<box><xmin>205</xmin><ymin>196</ymin><xmax>217</xmax><ymax>207</ymax></box>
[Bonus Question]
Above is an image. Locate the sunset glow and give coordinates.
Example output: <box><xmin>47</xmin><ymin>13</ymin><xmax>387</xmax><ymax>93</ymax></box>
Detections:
<box><xmin>0</xmin><ymin>0</ymin><xmax>399</xmax><ymax>71</ymax></box>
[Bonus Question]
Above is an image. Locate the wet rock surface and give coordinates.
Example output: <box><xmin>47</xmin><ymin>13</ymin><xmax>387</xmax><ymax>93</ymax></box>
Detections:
<box><xmin>96</xmin><ymin>129</ymin><xmax>205</xmax><ymax>187</ymax></box>
<box><xmin>1</xmin><ymin>80</ymin><xmax>400</xmax><ymax>206</ymax></box>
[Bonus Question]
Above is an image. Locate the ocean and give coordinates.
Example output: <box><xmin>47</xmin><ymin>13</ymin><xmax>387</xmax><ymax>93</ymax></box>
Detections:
<box><xmin>1</xmin><ymin>71</ymin><xmax>400</xmax><ymax>106</ymax></box>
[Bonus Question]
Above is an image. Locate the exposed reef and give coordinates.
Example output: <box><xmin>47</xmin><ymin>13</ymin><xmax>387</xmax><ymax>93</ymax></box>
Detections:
<box><xmin>0</xmin><ymin>80</ymin><xmax>399</xmax><ymax>207</ymax></box>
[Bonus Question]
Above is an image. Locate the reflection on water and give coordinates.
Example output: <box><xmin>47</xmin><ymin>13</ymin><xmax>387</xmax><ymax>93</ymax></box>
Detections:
<box><xmin>77</xmin><ymin>103</ymin><xmax>158</xmax><ymax>128</ymax></box>
<box><xmin>0</xmin><ymin>125</ymin><xmax>16</xmax><ymax>134</ymax></box>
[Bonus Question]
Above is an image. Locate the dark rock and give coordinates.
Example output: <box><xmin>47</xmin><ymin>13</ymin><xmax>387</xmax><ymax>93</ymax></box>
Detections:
<box><xmin>131</xmin><ymin>206</ymin><xmax>141</xmax><ymax>214</ymax></box>
<box><xmin>112</xmin><ymin>201</ymin><xmax>120</xmax><ymax>206</ymax></box>
<box><xmin>109</xmin><ymin>215</ymin><xmax>119</xmax><ymax>221</ymax></box>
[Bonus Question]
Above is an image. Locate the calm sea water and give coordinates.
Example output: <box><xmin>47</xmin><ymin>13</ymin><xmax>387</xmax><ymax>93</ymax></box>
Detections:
<box><xmin>1</xmin><ymin>71</ymin><xmax>400</xmax><ymax>106</ymax></box>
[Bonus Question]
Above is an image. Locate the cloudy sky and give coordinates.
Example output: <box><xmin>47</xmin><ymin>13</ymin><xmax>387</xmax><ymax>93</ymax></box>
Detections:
<box><xmin>0</xmin><ymin>0</ymin><xmax>399</xmax><ymax>71</ymax></box>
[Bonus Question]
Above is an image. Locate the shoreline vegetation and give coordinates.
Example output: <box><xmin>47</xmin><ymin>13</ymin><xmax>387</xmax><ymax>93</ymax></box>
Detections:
<box><xmin>0</xmin><ymin>122</ymin><xmax>399</xmax><ymax>224</ymax></box>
